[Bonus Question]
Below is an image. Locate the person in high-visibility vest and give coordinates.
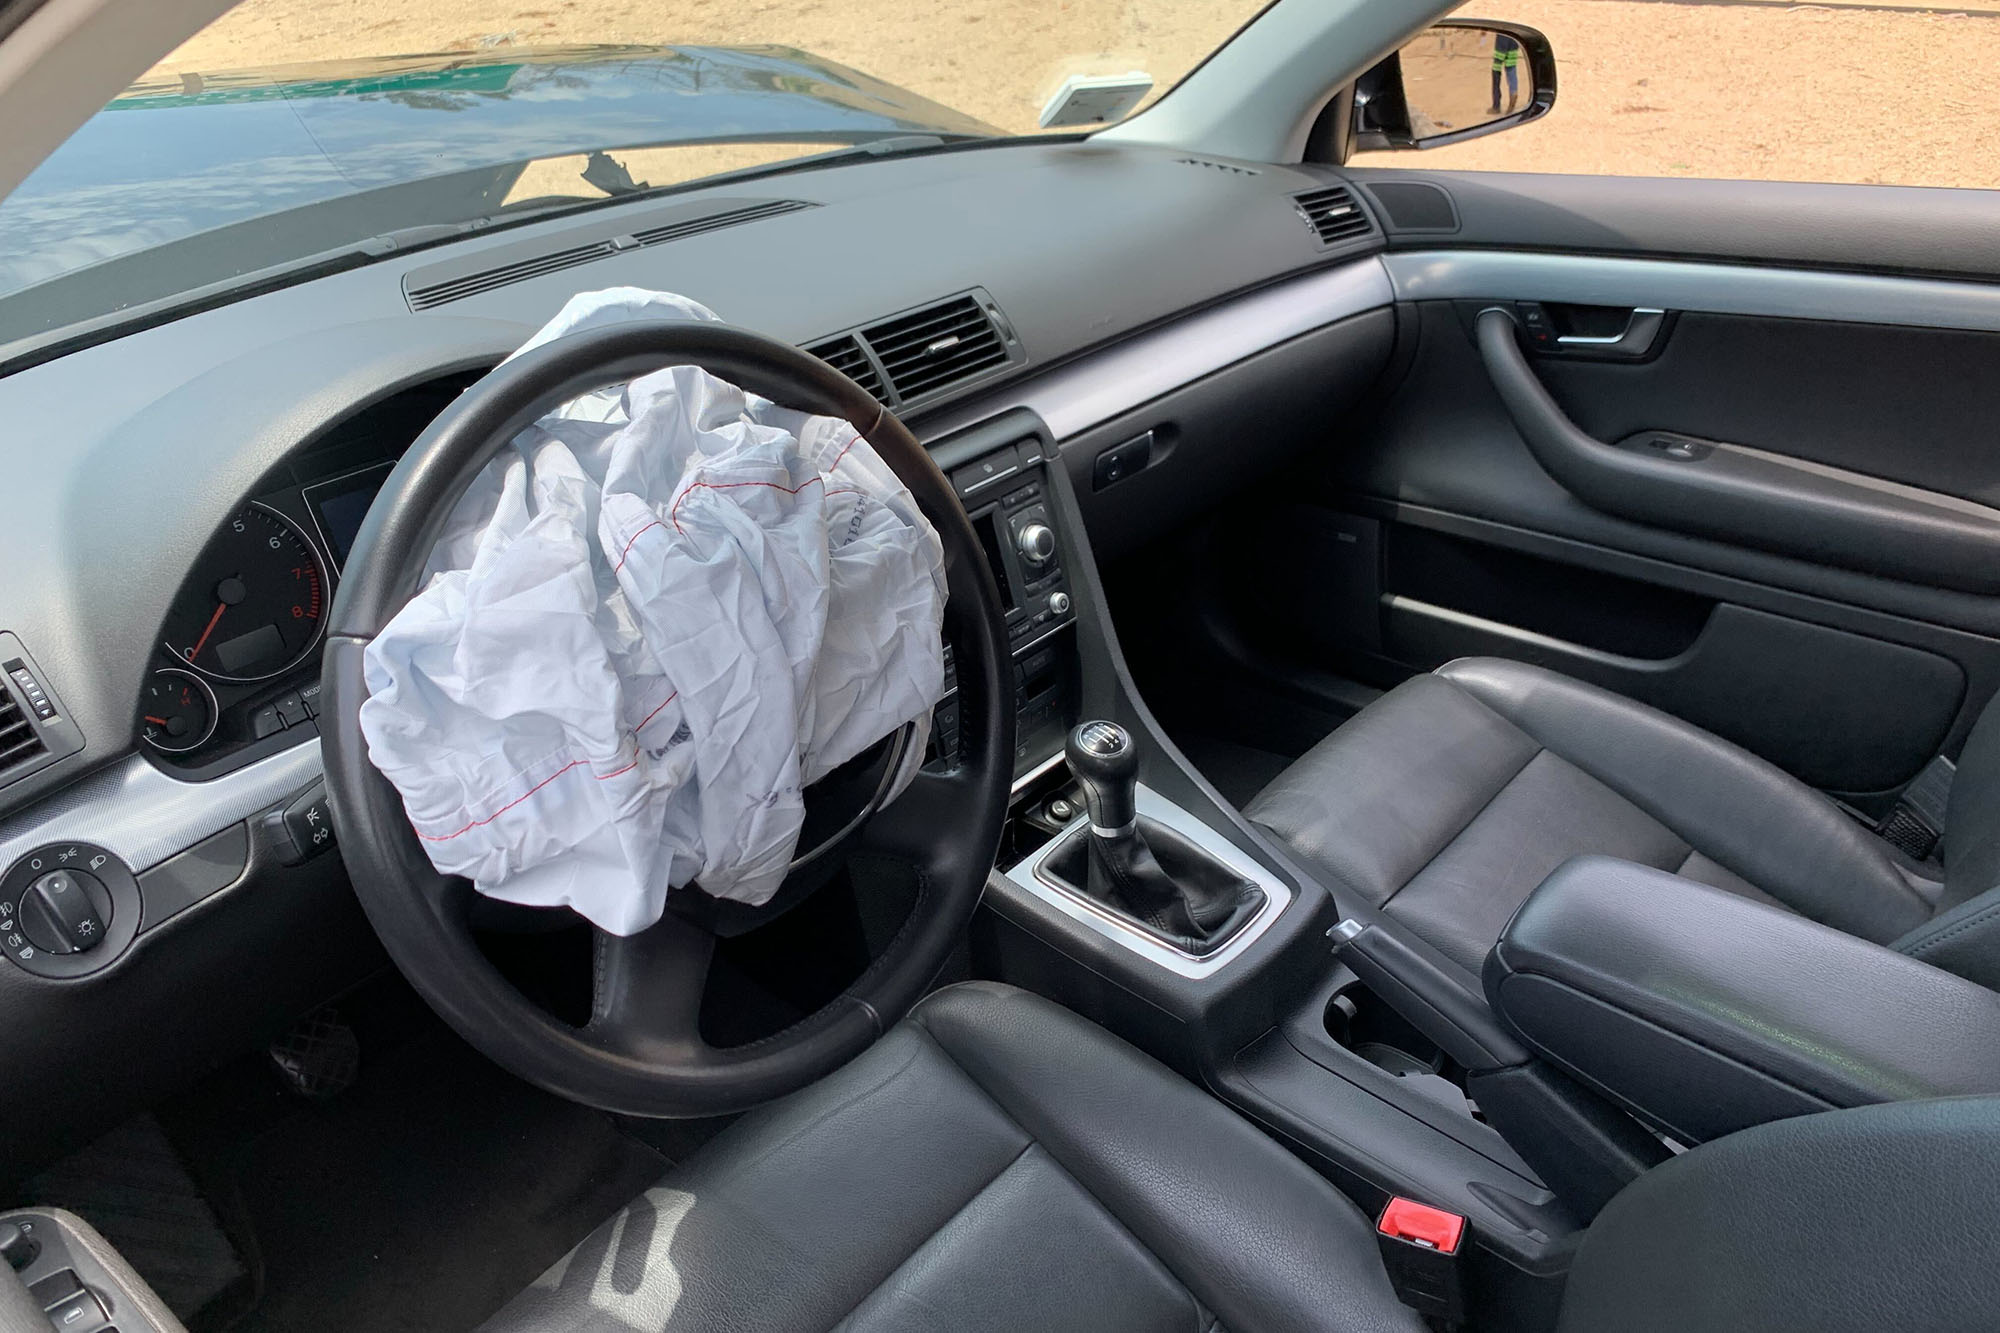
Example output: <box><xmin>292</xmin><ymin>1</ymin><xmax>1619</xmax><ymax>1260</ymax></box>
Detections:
<box><xmin>1490</xmin><ymin>34</ymin><xmax>1521</xmax><ymax>115</ymax></box>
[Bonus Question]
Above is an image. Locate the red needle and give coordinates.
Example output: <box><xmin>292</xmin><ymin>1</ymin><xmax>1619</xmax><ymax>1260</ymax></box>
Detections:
<box><xmin>143</xmin><ymin>715</ymin><xmax>169</xmax><ymax>726</ymax></box>
<box><xmin>187</xmin><ymin>600</ymin><xmax>227</xmax><ymax>662</ymax></box>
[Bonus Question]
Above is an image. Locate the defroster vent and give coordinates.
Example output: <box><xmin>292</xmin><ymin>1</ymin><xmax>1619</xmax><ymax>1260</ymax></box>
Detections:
<box><xmin>404</xmin><ymin>199</ymin><xmax>816</xmax><ymax>310</ymax></box>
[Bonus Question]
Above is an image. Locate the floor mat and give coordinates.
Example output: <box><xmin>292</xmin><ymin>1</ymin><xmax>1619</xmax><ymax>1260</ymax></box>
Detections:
<box><xmin>1171</xmin><ymin>733</ymin><xmax>1296</xmax><ymax>808</ymax></box>
<box><xmin>216</xmin><ymin>1026</ymin><xmax>666</xmax><ymax>1333</ymax></box>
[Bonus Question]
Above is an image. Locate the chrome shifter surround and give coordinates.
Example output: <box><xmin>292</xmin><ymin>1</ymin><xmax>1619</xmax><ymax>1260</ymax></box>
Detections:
<box><xmin>1008</xmin><ymin>783</ymin><xmax>1292</xmax><ymax>979</ymax></box>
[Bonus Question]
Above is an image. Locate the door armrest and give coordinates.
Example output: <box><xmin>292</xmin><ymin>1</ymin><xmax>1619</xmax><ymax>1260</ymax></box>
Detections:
<box><xmin>1484</xmin><ymin>855</ymin><xmax>2000</xmax><ymax>1144</ymax></box>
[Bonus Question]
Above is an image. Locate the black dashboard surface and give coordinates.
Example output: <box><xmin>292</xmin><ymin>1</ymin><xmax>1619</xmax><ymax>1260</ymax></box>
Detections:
<box><xmin>0</xmin><ymin>139</ymin><xmax>1381</xmax><ymax>813</ymax></box>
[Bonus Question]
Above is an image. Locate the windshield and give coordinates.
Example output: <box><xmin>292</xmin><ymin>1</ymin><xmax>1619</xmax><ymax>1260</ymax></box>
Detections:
<box><xmin>0</xmin><ymin>0</ymin><xmax>1268</xmax><ymax>355</ymax></box>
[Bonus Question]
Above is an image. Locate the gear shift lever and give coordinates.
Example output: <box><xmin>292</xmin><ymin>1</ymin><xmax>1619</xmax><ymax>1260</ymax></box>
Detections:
<box><xmin>1053</xmin><ymin>720</ymin><xmax>1265</xmax><ymax>955</ymax></box>
<box><xmin>1065</xmin><ymin>721</ymin><xmax>1138</xmax><ymax>838</ymax></box>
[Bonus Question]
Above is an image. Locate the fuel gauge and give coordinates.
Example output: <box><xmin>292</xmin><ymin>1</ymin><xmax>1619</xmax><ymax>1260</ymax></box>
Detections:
<box><xmin>140</xmin><ymin>668</ymin><xmax>217</xmax><ymax>754</ymax></box>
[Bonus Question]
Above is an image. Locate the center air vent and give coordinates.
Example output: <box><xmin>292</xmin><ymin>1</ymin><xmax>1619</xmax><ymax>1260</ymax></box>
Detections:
<box><xmin>865</xmin><ymin>296</ymin><xmax>1009</xmax><ymax>402</ymax></box>
<box><xmin>404</xmin><ymin>199</ymin><xmax>816</xmax><ymax>311</ymax></box>
<box><xmin>805</xmin><ymin>289</ymin><xmax>1022</xmax><ymax>410</ymax></box>
<box><xmin>806</xmin><ymin>334</ymin><xmax>887</xmax><ymax>403</ymax></box>
<box><xmin>1292</xmin><ymin>185</ymin><xmax>1374</xmax><ymax>246</ymax></box>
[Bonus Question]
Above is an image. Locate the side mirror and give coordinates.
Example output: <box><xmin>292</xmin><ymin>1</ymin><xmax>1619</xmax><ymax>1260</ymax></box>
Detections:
<box><xmin>1353</xmin><ymin>20</ymin><xmax>1555</xmax><ymax>151</ymax></box>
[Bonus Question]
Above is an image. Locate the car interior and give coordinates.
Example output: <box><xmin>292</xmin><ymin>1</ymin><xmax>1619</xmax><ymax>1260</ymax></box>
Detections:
<box><xmin>3</xmin><ymin>0</ymin><xmax>2000</xmax><ymax>1329</ymax></box>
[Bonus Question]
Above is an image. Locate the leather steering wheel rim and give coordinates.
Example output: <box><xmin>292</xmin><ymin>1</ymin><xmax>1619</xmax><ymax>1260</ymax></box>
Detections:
<box><xmin>320</xmin><ymin>322</ymin><xmax>1015</xmax><ymax>1117</ymax></box>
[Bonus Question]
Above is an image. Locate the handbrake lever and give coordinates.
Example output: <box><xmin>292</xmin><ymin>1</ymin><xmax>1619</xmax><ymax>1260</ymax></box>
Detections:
<box><xmin>1329</xmin><ymin>918</ymin><xmax>1529</xmax><ymax>1071</ymax></box>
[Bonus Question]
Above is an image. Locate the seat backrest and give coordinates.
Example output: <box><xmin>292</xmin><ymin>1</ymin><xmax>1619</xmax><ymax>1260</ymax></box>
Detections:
<box><xmin>1557</xmin><ymin>1095</ymin><xmax>2000</xmax><ymax>1332</ymax></box>
<box><xmin>1890</xmin><ymin>701</ymin><xmax>2000</xmax><ymax>989</ymax></box>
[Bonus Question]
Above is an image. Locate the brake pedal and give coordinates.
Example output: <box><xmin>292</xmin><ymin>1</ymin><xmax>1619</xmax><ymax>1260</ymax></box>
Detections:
<box><xmin>267</xmin><ymin>1006</ymin><xmax>360</xmax><ymax>1099</ymax></box>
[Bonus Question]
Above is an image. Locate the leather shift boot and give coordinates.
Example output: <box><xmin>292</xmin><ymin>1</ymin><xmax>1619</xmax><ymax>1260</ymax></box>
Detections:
<box><xmin>1044</xmin><ymin>817</ymin><xmax>1266</xmax><ymax>955</ymax></box>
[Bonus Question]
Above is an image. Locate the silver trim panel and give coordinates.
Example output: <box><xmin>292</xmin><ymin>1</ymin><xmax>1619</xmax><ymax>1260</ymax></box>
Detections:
<box><xmin>0</xmin><ymin>742</ymin><xmax>321</xmax><ymax>877</ymax></box>
<box><xmin>1011</xmin><ymin>749</ymin><xmax>1067</xmax><ymax>795</ymax></box>
<box><xmin>1002</xmin><ymin>783</ymin><xmax>1293</xmax><ymax>979</ymax></box>
<box><xmin>1386</xmin><ymin>251</ymin><xmax>2000</xmax><ymax>335</ymax></box>
<box><xmin>927</xmin><ymin>258</ymin><xmax>1394</xmax><ymax>443</ymax></box>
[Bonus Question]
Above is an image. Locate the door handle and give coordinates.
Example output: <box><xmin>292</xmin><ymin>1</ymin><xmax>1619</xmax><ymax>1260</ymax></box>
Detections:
<box><xmin>1555</xmin><ymin>307</ymin><xmax>1665</xmax><ymax>357</ymax></box>
<box><xmin>1471</xmin><ymin>305</ymin><xmax>2000</xmax><ymax>592</ymax></box>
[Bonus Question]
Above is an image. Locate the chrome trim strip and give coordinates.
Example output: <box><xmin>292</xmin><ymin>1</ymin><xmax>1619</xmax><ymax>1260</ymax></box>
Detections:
<box><xmin>1385</xmin><ymin>251</ymin><xmax>2000</xmax><ymax>335</ymax></box>
<box><xmin>0</xmin><ymin>742</ymin><xmax>321</xmax><ymax>876</ymax></box>
<box><xmin>1011</xmin><ymin>749</ymin><xmax>1067</xmax><ymax>796</ymax></box>
<box><xmin>926</xmin><ymin>258</ymin><xmax>1394</xmax><ymax>443</ymax></box>
<box><xmin>1004</xmin><ymin>783</ymin><xmax>1293</xmax><ymax>979</ymax></box>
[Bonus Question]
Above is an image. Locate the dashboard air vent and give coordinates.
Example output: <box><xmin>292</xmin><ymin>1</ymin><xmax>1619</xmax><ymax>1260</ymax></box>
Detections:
<box><xmin>0</xmin><ymin>679</ymin><xmax>46</xmax><ymax>776</ymax></box>
<box><xmin>863</xmin><ymin>296</ymin><xmax>1009</xmax><ymax>403</ymax></box>
<box><xmin>1292</xmin><ymin>185</ymin><xmax>1374</xmax><ymax>245</ymax></box>
<box><xmin>806</xmin><ymin>334</ymin><xmax>889</xmax><ymax>405</ymax></box>
<box><xmin>405</xmin><ymin>199</ymin><xmax>817</xmax><ymax>310</ymax></box>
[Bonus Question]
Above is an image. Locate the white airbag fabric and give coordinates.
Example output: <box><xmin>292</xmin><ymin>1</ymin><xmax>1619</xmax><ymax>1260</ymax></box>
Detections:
<box><xmin>358</xmin><ymin>289</ymin><xmax>945</xmax><ymax>935</ymax></box>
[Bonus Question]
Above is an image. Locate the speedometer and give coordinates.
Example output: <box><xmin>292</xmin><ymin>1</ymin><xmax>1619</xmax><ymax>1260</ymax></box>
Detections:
<box><xmin>161</xmin><ymin>504</ymin><xmax>327</xmax><ymax>682</ymax></box>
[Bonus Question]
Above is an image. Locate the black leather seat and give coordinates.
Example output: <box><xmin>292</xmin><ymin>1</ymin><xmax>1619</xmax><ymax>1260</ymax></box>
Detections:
<box><xmin>481</xmin><ymin>982</ymin><xmax>1422</xmax><ymax>1333</ymax></box>
<box><xmin>480</xmin><ymin>981</ymin><xmax>2000</xmax><ymax>1332</ymax></box>
<box><xmin>1247</xmin><ymin>657</ymin><xmax>2000</xmax><ymax>988</ymax></box>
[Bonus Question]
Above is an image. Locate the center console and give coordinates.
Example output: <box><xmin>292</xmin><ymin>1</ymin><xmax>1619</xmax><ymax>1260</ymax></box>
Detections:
<box><xmin>936</xmin><ymin>406</ymin><xmax>1585</xmax><ymax>1330</ymax></box>
<box><xmin>925</xmin><ymin>418</ymin><xmax>1080</xmax><ymax>784</ymax></box>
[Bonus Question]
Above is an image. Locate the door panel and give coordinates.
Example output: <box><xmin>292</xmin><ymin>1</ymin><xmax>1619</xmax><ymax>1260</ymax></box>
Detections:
<box><xmin>1281</xmin><ymin>170</ymin><xmax>2000</xmax><ymax>797</ymax></box>
<box><xmin>1353</xmin><ymin>171</ymin><xmax>2000</xmax><ymax>280</ymax></box>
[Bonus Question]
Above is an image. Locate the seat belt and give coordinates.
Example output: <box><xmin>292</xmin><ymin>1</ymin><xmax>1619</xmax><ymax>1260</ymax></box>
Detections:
<box><xmin>1877</xmin><ymin>754</ymin><xmax>1955</xmax><ymax>862</ymax></box>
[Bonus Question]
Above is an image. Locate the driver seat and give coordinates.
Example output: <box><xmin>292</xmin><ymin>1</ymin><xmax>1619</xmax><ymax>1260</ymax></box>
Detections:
<box><xmin>483</xmin><ymin>981</ymin><xmax>1418</xmax><ymax>1333</ymax></box>
<box><xmin>483</xmin><ymin>982</ymin><xmax>2000</xmax><ymax>1333</ymax></box>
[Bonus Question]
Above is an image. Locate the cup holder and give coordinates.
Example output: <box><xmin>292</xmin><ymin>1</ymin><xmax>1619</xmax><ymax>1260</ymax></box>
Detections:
<box><xmin>1325</xmin><ymin>979</ymin><xmax>1448</xmax><ymax>1078</ymax></box>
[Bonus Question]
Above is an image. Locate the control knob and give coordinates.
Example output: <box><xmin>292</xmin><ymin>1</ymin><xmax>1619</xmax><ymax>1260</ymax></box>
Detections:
<box><xmin>1016</xmin><ymin>522</ymin><xmax>1057</xmax><ymax>565</ymax></box>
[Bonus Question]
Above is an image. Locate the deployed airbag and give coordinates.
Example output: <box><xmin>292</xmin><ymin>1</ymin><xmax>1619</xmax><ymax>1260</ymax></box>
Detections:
<box><xmin>358</xmin><ymin>289</ymin><xmax>945</xmax><ymax>934</ymax></box>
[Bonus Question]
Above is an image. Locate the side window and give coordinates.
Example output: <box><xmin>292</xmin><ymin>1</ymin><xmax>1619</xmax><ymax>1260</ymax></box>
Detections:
<box><xmin>1356</xmin><ymin>3</ymin><xmax>2000</xmax><ymax>188</ymax></box>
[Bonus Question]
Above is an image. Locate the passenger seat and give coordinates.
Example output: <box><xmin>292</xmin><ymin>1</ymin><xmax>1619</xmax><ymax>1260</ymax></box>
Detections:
<box><xmin>1246</xmin><ymin>657</ymin><xmax>2000</xmax><ymax>990</ymax></box>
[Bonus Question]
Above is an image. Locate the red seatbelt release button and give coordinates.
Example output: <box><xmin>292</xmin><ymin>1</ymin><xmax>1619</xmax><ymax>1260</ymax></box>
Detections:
<box><xmin>1375</xmin><ymin>1197</ymin><xmax>1468</xmax><ymax>1324</ymax></box>
<box><xmin>1377</xmin><ymin>1196</ymin><xmax>1466</xmax><ymax>1254</ymax></box>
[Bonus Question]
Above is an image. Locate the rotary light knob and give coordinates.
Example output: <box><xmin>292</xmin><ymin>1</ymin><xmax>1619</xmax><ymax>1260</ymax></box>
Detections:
<box><xmin>1017</xmin><ymin>522</ymin><xmax>1056</xmax><ymax>564</ymax></box>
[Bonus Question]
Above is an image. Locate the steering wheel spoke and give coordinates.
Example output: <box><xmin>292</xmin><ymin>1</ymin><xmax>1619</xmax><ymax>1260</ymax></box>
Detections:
<box><xmin>586</xmin><ymin>911</ymin><xmax>716</xmax><ymax>1058</ymax></box>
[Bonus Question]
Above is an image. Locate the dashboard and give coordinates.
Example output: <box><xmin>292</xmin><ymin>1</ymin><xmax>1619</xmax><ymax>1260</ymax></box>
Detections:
<box><xmin>0</xmin><ymin>135</ymin><xmax>1394</xmax><ymax>1177</ymax></box>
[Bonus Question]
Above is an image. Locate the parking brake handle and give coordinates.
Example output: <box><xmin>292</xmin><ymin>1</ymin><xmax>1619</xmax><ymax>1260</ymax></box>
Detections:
<box><xmin>1328</xmin><ymin>918</ymin><xmax>1529</xmax><ymax>1072</ymax></box>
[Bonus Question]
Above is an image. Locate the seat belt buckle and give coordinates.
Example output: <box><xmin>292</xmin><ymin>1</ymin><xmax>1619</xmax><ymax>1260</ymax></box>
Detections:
<box><xmin>1375</xmin><ymin>1196</ymin><xmax>1468</xmax><ymax>1324</ymax></box>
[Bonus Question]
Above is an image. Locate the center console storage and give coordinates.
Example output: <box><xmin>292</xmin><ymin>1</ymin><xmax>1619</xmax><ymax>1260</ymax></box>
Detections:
<box><xmin>1487</xmin><ymin>855</ymin><xmax>2000</xmax><ymax>1145</ymax></box>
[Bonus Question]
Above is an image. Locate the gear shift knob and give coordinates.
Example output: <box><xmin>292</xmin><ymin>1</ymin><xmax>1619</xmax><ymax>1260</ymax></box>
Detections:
<box><xmin>1065</xmin><ymin>720</ymin><xmax>1138</xmax><ymax>837</ymax></box>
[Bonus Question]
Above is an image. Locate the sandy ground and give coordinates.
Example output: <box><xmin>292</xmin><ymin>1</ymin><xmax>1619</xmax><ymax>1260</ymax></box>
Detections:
<box><xmin>150</xmin><ymin>0</ymin><xmax>2000</xmax><ymax>190</ymax></box>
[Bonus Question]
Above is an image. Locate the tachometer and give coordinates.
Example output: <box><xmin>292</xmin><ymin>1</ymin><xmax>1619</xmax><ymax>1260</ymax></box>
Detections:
<box><xmin>161</xmin><ymin>504</ymin><xmax>326</xmax><ymax>682</ymax></box>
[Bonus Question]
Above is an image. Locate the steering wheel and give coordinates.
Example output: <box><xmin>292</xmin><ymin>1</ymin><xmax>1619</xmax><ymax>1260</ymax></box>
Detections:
<box><xmin>320</xmin><ymin>322</ymin><xmax>1015</xmax><ymax>1117</ymax></box>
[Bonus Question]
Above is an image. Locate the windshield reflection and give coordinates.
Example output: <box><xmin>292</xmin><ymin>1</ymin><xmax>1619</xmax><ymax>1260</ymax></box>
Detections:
<box><xmin>0</xmin><ymin>44</ymin><xmax>998</xmax><ymax>325</ymax></box>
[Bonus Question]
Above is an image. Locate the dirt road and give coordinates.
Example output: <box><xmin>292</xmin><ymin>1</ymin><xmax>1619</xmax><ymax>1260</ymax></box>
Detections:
<box><xmin>152</xmin><ymin>0</ymin><xmax>2000</xmax><ymax>190</ymax></box>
